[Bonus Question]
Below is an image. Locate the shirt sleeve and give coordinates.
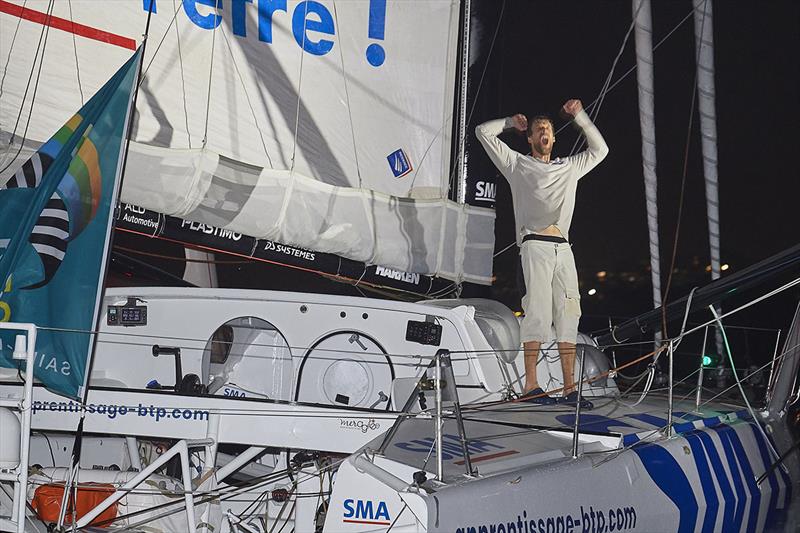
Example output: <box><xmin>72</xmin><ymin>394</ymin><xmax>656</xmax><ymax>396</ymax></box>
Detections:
<box><xmin>568</xmin><ymin>110</ymin><xmax>609</xmax><ymax>178</ymax></box>
<box><xmin>475</xmin><ymin>117</ymin><xmax>517</xmax><ymax>178</ymax></box>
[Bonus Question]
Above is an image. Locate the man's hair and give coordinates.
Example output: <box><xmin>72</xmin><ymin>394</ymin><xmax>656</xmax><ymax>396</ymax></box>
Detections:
<box><xmin>526</xmin><ymin>114</ymin><xmax>555</xmax><ymax>137</ymax></box>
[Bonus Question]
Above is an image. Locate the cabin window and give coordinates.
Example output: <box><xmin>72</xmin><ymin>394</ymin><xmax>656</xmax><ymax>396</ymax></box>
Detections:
<box><xmin>203</xmin><ymin>317</ymin><xmax>292</xmax><ymax>401</ymax></box>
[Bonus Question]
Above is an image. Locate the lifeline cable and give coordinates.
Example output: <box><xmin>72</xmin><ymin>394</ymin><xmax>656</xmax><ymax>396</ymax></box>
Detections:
<box><xmin>0</xmin><ymin>0</ymin><xmax>55</xmax><ymax>176</ymax></box>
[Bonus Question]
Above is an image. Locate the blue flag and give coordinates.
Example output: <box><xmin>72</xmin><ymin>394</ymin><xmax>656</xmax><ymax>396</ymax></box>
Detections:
<box><xmin>0</xmin><ymin>48</ymin><xmax>142</xmax><ymax>399</ymax></box>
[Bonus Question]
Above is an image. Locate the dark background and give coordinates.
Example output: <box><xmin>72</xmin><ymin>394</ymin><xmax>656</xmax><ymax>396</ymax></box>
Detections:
<box><xmin>465</xmin><ymin>0</ymin><xmax>800</xmax><ymax>376</ymax></box>
<box><xmin>478</xmin><ymin>0</ymin><xmax>800</xmax><ymax>342</ymax></box>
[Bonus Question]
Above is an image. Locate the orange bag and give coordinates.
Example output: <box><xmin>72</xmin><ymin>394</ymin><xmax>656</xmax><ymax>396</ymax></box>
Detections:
<box><xmin>32</xmin><ymin>482</ymin><xmax>118</xmax><ymax>527</ymax></box>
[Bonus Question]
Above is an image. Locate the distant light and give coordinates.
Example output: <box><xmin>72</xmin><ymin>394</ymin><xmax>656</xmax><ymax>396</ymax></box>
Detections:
<box><xmin>705</xmin><ymin>265</ymin><xmax>712</xmax><ymax>272</ymax></box>
<box><xmin>702</xmin><ymin>355</ymin><xmax>713</xmax><ymax>367</ymax></box>
<box><xmin>588</xmin><ymin>288</ymin><xmax>597</xmax><ymax>296</ymax></box>
<box><xmin>596</xmin><ymin>271</ymin><xmax>607</xmax><ymax>280</ymax></box>
<box><xmin>721</xmin><ymin>264</ymin><xmax>729</xmax><ymax>271</ymax></box>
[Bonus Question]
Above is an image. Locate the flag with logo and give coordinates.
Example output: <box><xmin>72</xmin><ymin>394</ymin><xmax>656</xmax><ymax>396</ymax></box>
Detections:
<box><xmin>0</xmin><ymin>48</ymin><xmax>142</xmax><ymax>399</ymax></box>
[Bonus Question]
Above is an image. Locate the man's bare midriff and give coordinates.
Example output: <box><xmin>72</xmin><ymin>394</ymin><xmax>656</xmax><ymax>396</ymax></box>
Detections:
<box><xmin>533</xmin><ymin>224</ymin><xmax>564</xmax><ymax>238</ymax></box>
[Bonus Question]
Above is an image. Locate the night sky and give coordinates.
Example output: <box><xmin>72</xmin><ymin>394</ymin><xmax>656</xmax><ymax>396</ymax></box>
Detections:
<box><xmin>476</xmin><ymin>0</ymin><xmax>800</xmax><ymax>336</ymax></box>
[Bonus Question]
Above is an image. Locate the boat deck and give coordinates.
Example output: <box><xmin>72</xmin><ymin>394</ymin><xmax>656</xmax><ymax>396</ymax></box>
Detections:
<box><xmin>375</xmin><ymin>391</ymin><xmax>751</xmax><ymax>481</ymax></box>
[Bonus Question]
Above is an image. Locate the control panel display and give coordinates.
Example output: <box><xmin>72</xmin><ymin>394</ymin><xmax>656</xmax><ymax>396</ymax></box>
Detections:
<box><xmin>405</xmin><ymin>320</ymin><xmax>442</xmax><ymax>346</ymax></box>
<box><xmin>107</xmin><ymin>298</ymin><xmax>147</xmax><ymax>327</ymax></box>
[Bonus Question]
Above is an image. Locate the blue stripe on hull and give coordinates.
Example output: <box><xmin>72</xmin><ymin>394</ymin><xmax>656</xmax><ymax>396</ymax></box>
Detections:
<box><xmin>632</xmin><ymin>443</ymin><xmax>698</xmax><ymax>533</ymax></box>
<box><xmin>711</xmin><ymin>425</ymin><xmax>747</xmax><ymax>528</ymax></box>
<box><xmin>718</xmin><ymin>425</ymin><xmax>761</xmax><ymax>532</ymax></box>
<box><xmin>684</xmin><ymin>432</ymin><xmax>719</xmax><ymax>533</ymax></box>
<box><xmin>691</xmin><ymin>430</ymin><xmax>737</xmax><ymax>531</ymax></box>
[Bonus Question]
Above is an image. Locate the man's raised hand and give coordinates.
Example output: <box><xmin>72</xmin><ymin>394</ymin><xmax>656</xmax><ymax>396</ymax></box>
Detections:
<box><xmin>561</xmin><ymin>99</ymin><xmax>583</xmax><ymax>118</ymax></box>
<box><xmin>511</xmin><ymin>113</ymin><xmax>528</xmax><ymax>133</ymax></box>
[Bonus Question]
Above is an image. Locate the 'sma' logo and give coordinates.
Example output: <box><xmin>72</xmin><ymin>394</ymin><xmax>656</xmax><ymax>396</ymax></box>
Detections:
<box><xmin>343</xmin><ymin>499</ymin><xmax>391</xmax><ymax>525</ymax></box>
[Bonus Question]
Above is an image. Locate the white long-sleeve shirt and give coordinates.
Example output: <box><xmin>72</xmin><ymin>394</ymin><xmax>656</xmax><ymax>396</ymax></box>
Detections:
<box><xmin>475</xmin><ymin>110</ymin><xmax>608</xmax><ymax>244</ymax></box>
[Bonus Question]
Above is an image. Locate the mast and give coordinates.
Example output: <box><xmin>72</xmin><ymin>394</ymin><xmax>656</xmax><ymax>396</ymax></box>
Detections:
<box><xmin>633</xmin><ymin>0</ymin><xmax>662</xmax><ymax>322</ymax></box>
<box><xmin>455</xmin><ymin>0</ymin><xmax>471</xmax><ymax>204</ymax></box>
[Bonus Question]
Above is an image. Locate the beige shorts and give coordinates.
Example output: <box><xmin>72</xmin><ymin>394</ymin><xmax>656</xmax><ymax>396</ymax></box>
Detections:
<box><xmin>519</xmin><ymin>240</ymin><xmax>581</xmax><ymax>343</ymax></box>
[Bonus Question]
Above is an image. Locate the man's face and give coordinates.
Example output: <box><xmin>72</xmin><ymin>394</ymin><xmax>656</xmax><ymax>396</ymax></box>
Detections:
<box><xmin>528</xmin><ymin>119</ymin><xmax>555</xmax><ymax>156</ymax></box>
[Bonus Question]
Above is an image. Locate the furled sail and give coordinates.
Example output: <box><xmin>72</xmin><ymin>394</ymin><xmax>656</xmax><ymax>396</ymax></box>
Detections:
<box><xmin>633</xmin><ymin>0</ymin><xmax>662</xmax><ymax>315</ymax></box>
<box><xmin>693</xmin><ymin>0</ymin><xmax>724</xmax><ymax>355</ymax></box>
<box><xmin>0</xmin><ymin>0</ymin><xmax>495</xmax><ymax>284</ymax></box>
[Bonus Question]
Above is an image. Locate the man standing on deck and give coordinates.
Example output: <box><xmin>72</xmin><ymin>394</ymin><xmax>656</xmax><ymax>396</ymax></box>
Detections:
<box><xmin>475</xmin><ymin>99</ymin><xmax>608</xmax><ymax>406</ymax></box>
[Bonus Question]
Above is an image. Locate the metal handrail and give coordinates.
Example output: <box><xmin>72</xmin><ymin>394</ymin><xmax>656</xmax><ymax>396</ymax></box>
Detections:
<box><xmin>571</xmin><ymin>345</ymin><xmax>587</xmax><ymax>459</ymax></box>
<box><xmin>376</xmin><ymin>349</ymin><xmax>474</xmax><ymax>479</ymax></box>
<box><xmin>0</xmin><ymin>322</ymin><xmax>37</xmax><ymax>533</ymax></box>
<box><xmin>75</xmin><ymin>438</ymin><xmax>214</xmax><ymax>530</ymax></box>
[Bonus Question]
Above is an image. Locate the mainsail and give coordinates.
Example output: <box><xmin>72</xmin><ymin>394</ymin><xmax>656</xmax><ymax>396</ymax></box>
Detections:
<box><xmin>0</xmin><ymin>0</ymin><xmax>495</xmax><ymax>284</ymax></box>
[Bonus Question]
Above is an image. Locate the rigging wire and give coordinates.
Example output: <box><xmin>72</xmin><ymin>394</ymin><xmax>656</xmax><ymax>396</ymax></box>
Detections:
<box><xmin>201</xmin><ymin>2</ymin><xmax>219</xmax><ymax>148</ymax></box>
<box><xmin>660</xmin><ymin>1</ymin><xmax>706</xmax><ymax>341</ymax></box>
<box><xmin>26</xmin><ymin>275</ymin><xmax>796</xmax><ymax>369</ymax></box>
<box><xmin>710</xmin><ymin>304</ymin><xmax>786</xmax><ymax>468</ymax></box>
<box><xmin>493</xmin><ymin>6</ymin><xmax>699</xmax><ymax>259</ymax></box>
<box><xmin>0</xmin><ymin>0</ymin><xmax>55</xmax><ymax>176</ymax></box>
<box><xmin>66</xmin><ymin>0</ymin><xmax>84</xmax><ymax>105</ymax></box>
<box><xmin>140</xmin><ymin>0</ymin><xmax>185</xmax><ymax>82</ymax></box>
<box><xmin>567</xmin><ymin>0</ymin><xmax>643</xmax><ymax>157</ymax></box>
<box><xmin>591</xmin><ymin>342</ymin><xmax>800</xmax><ymax>470</ymax></box>
<box><xmin>0</xmin><ymin>0</ymin><xmax>28</xmax><ymax>101</ymax></box>
<box><xmin>16</xmin><ymin>345</ymin><xmax>797</xmax><ymax>525</ymax></box>
<box><xmin>331</xmin><ymin>1</ymin><xmax>363</xmax><ymax>188</ymax></box>
<box><xmin>172</xmin><ymin>0</ymin><xmax>193</xmax><ymax>150</ymax></box>
<box><xmin>218</xmin><ymin>25</ymin><xmax>273</xmax><ymax>167</ymax></box>
<box><xmin>290</xmin><ymin>1</ymin><xmax>311</xmax><ymax>171</ymax></box>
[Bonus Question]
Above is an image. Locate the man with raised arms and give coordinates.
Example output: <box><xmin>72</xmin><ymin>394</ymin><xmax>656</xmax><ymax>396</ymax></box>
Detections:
<box><xmin>476</xmin><ymin>99</ymin><xmax>608</xmax><ymax>406</ymax></box>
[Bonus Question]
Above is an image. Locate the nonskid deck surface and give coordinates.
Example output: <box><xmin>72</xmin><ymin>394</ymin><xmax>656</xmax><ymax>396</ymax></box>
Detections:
<box><xmin>460</xmin><ymin>392</ymin><xmax>749</xmax><ymax>446</ymax></box>
<box><xmin>377</xmin><ymin>392</ymin><xmax>751</xmax><ymax>480</ymax></box>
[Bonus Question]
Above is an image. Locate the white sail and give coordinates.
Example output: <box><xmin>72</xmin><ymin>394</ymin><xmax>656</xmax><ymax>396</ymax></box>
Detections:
<box><xmin>693</xmin><ymin>0</ymin><xmax>724</xmax><ymax>355</ymax></box>
<box><xmin>633</xmin><ymin>0</ymin><xmax>662</xmax><ymax>313</ymax></box>
<box><xmin>693</xmin><ymin>0</ymin><xmax>721</xmax><ymax>284</ymax></box>
<box><xmin>0</xmin><ymin>0</ymin><xmax>495</xmax><ymax>284</ymax></box>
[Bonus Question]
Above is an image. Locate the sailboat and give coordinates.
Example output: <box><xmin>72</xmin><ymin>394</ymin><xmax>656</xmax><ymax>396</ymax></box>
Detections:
<box><xmin>0</xmin><ymin>1</ymin><xmax>798</xmax><ymax>532</ymax></box>
<box><xmin>0</xmin><ymin>1</ymin><xmax>516</xmax><ymax>531</ymax></box>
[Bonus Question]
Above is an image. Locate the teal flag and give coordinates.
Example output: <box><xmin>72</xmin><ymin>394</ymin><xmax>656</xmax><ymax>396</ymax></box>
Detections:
<box><xmin>0</xmin><ymin>48</ymin><xmax>142</xmax><ymax>399</ymax></box>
